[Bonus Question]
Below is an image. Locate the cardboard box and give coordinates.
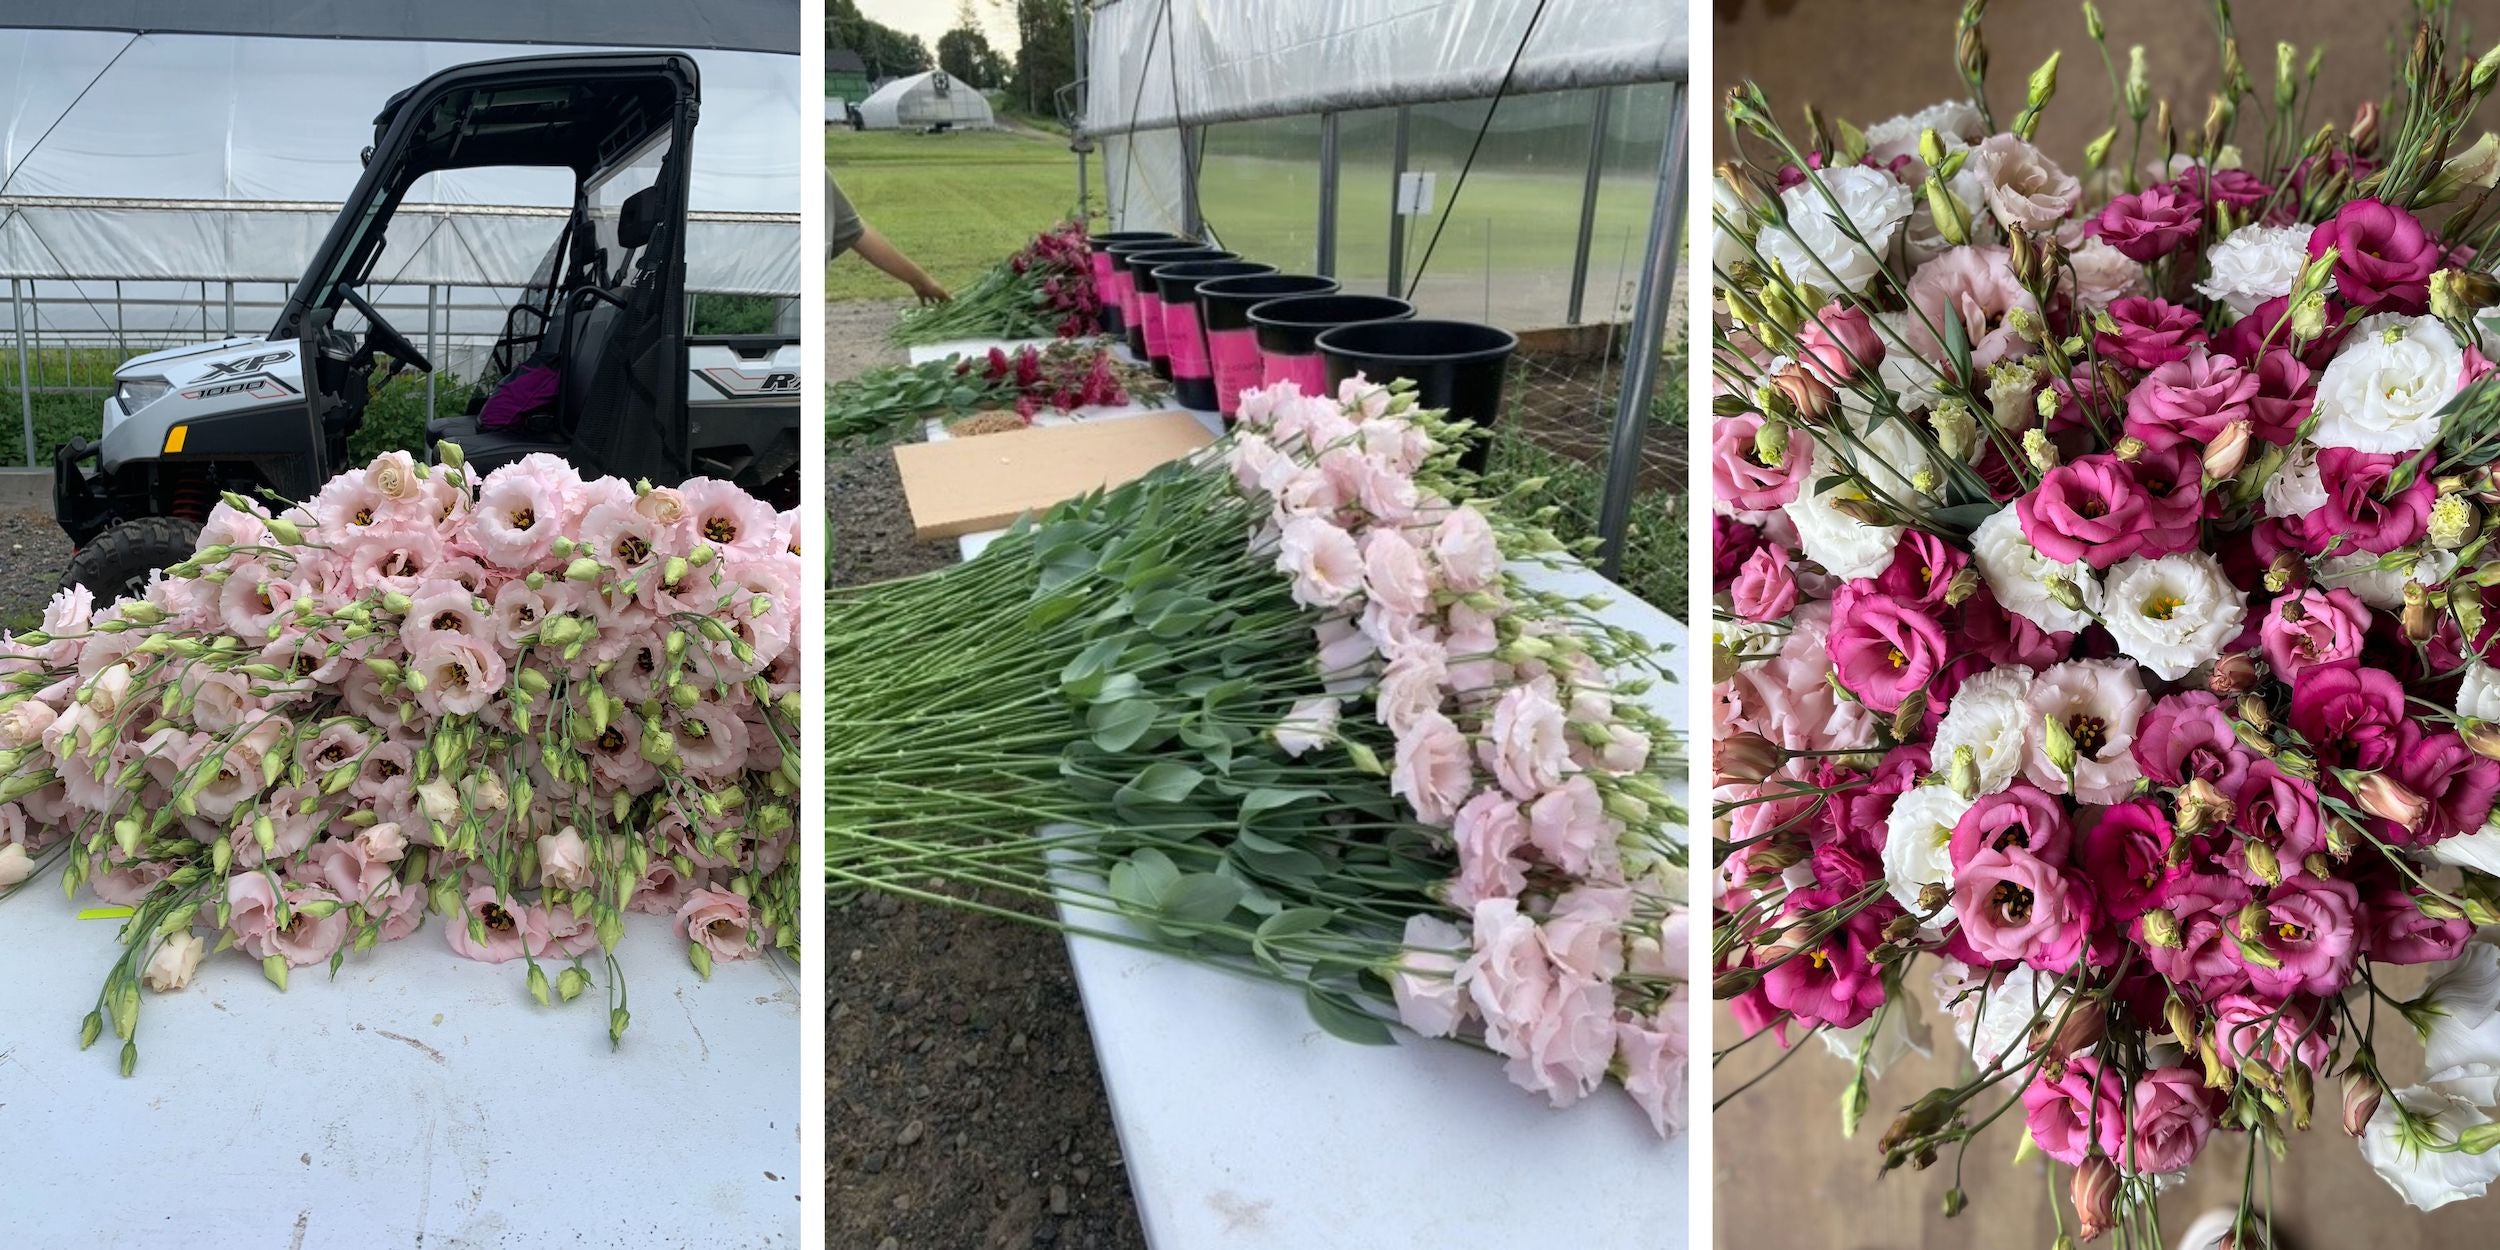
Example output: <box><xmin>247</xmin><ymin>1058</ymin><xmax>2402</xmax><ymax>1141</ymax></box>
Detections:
<box><xmin>891</xmin><ymin>411</ymin><xmax>1218</xmax><ymax>541</ymax></box>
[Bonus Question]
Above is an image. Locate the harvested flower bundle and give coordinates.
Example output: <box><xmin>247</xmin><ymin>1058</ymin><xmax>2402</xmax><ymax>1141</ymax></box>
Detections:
<box><xmin>0</xmin><ymin>448</ymin><xmax>802</xmax><ymax>1071</ymax></box>
<box><xmin>891</xmin><ymin>220</ymin><xmax>1104</xmax><ymax>346</ymax></box>
<box><xmin>827</xmin><ymin>341</ymin><xmax>1165</xmax><ymax>446</ymax></box>
<box><xmin>829</xmin><ymin>378</ymin><xmax>1689</xmax><ymax>1132</ymax></box>
<box><xmin>1714</xmin><ymin>1</ymin><xmax>2500</xmax><ymax>1239</ymax></box>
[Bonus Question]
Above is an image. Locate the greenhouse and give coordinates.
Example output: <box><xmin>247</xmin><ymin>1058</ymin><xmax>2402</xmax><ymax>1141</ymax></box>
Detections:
<box><xmin>854</xmin><ymin>69</ymin><xmax>998</xmax><ymax>131</ymax></box>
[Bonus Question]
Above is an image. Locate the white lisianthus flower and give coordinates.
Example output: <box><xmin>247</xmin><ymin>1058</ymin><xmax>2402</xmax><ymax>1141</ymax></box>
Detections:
<box><xmin>2194</xmin><ymin>223</ymin><xmax>2319</xmax><ymax>316</ymax></box>
<box><xmin>2023</xmin><ymin>659</ymin><xmax>2150</xmax><ymax>805</ymax></box>
<box><xmin>1815</xmin><ymin>1004</ymin><xmax>1933</xmax><ymax>1081</ymax></box>
<box><xmin>1966</xmin><ymin>134</ymin><xmax>2080</xmax><ymax>233</ymax></box>
<box><xmin>1901</xmin><ymin>165</ymin><xmax>1988</xmax><ymax>266</ymax></box>
<box><xmin>1929</xmin><ymin>665</ymin><xmax>2036</xmax><ymax>796</ymax></box>
<box><xmin>1935</xmin><ymin>962</ymin><xmax>2072</xmax><ymax>1070</ymax></box>
<box><xmin>1781</xmin><ymin>435</ymin><xmax>1914</xmax><ymax>580</ymax></box>
<box><xmin>1711</xmin><ymin>173</ymin><xmax>1759</xmax><ymax>277</ymax></box>
<box><xmin>1862</xmin><ymin>100</ymin><xmax>1987</xmax><ymax>168</ymax></box>
<box><xmin>2262</xmin><ymin>445</ymin><xmax>2329</xmax><ymax>518</ymax></box>
<box><xmin>1970</xmin><ymin>505</ymin><xmax>2101</xmax><ymax>633</ymax></box>
<box><xmin>2062</xmin><ymin>235</ymin><xmax>2147</xmax><ymax>311</ymax></box>
<box><xmin>2312</xmin><ymin>313</ymin><xmax>2466</xmax><ymax>452</ymax></box>
<box><xmin>2420</xmin><ymin>940</ymin><xmax>2500</xmax><ymax>1105</ymax></box>
<box><xmin>2097</xmin><ymin>553</ymin><xmax>2247</xmax><ymax>680</ymax></box>
<box><xmin>1756</xmin><ymin>164</ymin><xmax>1914</xmax><ymax>295</ymax></box>
<box><xmin>2315</xmin><ymin>548</ymin><xmax>2459</xmax><ymax>610</ymax></box>
<box><xmin>2460</xmin><ymin>660</ymin><xmax>2500</xmax><ymax>721</ymax></box>
<box><xmin>2362</xmin><ymin>1086</ymin><xmax>2500</xmax><ymax>1211</ymax></box>
<box><xmin>1882</xmin><ymin>784</ymin><xmax>1974</xmax><ymax>925</ymax></box>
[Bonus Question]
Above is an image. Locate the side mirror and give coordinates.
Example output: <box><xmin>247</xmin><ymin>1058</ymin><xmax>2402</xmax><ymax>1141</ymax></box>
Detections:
<box><xmin>359</xmin><ymin>145</ymin><xmax>374</xmax><ymax>167</ymax></box>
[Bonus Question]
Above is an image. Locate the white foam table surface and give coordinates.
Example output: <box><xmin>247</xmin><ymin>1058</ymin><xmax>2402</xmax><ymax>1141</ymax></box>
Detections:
<box><xmin>0</xmin><ymin>884</ymin><xmax>801</xmax><ymax>1248</ymax></box>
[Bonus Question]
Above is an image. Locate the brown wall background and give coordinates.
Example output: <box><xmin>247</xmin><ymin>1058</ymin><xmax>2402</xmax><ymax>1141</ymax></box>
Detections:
<box><xmin>1712</xmin><ymin>2</ymin><xmax>2500</xmax><ymax>1247</ymax></box>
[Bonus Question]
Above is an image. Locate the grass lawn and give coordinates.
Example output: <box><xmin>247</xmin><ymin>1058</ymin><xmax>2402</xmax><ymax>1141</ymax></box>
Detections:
<box><xmin>827</xmin><ymin>127</ymin><xmax>1105</xmax><ymax>302</ymax></box>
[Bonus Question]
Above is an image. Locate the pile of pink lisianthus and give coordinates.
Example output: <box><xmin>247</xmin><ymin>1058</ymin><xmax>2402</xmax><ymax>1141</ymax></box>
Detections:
<box><xmin>1230</xmin><ymin>378</ymin><xmax>1688</xmax><ymax>1135</ymax></box>
<box><xmin>1714</xmin><ymin>4</ymin><xmax>2500</xmax><ymax>1235</ymax></box>
<box><xmin>0</xmin><ymin>447</ymin><xmax>801</xmax><ymax>1070</ymax></box>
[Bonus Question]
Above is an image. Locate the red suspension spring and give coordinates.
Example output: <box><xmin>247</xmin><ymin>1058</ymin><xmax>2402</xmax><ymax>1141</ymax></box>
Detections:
<box><xmin>167</xmin><ymin>476</ymin><xmax>215</xmax><ymax>523</ymax></box>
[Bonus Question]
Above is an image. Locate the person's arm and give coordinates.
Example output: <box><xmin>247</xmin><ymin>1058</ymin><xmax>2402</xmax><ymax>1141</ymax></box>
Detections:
<box><xmin>851</xmin><ymin>226</ymin><xmax>950</xmax><ymax>305</ymax></box>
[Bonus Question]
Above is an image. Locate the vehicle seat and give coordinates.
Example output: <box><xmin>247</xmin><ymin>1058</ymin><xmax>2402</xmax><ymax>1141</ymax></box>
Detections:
<box><xmin>425</xmin><ymin>411</ymin><xmax>567</xmax><ymax>475</ymax></box>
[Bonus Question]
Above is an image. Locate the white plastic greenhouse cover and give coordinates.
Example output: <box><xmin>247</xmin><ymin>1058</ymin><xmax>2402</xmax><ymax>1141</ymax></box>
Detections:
<box><xmin>0</xmin><ymin>29</ymin><xmax>800</xmax><ymax>298</ymax></box>
<box><xmin>1081</xmin><ymin>0</ymin><xmax>1684</xmax><ymax>232</ymax></box>
<box><xmin>856</xmin><ymin>71</ymin><xmax>998</xmax><ymax>131</ymax></box>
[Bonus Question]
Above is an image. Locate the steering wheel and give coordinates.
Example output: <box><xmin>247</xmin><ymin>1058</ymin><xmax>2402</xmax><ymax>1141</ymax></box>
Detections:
<box><xmin>338</xmin><ymin>286</ymin><xmax>435</xmax><ymax>375</ymax></box>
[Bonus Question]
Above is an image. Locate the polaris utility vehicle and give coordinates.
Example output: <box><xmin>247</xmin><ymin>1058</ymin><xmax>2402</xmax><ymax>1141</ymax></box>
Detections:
<box><xmin>55</xmin><ymin>52</ymin><xmax>801</xmax><ymax>596</ymax></box>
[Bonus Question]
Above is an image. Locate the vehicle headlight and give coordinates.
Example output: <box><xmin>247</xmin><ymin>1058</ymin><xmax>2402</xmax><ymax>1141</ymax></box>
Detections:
<box><xmin>115</xmin><ymin>377</ymin><xmax>171</xmax><ymax>413</ymax></box>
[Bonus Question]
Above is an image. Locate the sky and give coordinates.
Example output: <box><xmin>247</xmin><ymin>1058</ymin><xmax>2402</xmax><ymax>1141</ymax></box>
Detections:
<box><xmin>857</xmin><ymin>0</ymin><xmax>1021</xmax><ymax>57</ymax></box>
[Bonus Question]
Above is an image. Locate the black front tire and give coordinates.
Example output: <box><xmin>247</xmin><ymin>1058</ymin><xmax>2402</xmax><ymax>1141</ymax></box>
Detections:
<box><xmin>63</xmin><ymin>516</ymin><xmax>203</xmax><ymax>601</ymax></box>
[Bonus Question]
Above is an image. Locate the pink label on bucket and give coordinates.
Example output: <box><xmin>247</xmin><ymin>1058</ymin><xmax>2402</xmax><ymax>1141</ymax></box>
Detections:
<box><xmin>1165</xmin><ymin>302</ymin><xmax>1210</xmax><ymax>378</ymax></box>
<box><xmin>1113</xmin><ymin>270</ymin><xmax>1139</xmax><ymax>325</ymax></box>
<box><xmin>1139</xmin><ymin>292</ymin><xmax>1167</xmax><ymax>357</ymax></box>
<box><xmin>1089</xmin><ymin>253</ymin><xmax>1116</xmax><ymax>307</ymax></box>
<box><xmin>1262</xmin><ymin>350</ymin><xmax>1327</xmax><ymax>396</ymax></box>
<box><xmin>1210</xmin><ymin>328</ymin><xmax>1262</xmax><ymax>414</ymax></box>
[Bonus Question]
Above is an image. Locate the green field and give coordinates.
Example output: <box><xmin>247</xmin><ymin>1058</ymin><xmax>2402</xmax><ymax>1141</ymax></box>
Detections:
<box><xmin>827</xmin><ymin>127</ymin><xmax>1105</xmax><ymax>301</ymax></box>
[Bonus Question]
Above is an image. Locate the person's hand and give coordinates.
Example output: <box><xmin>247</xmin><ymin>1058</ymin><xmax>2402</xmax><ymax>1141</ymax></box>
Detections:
<box><xmin>911</xmin><ymin>277</ymin><xmax>951</xmax><ymax>305</ymax></box>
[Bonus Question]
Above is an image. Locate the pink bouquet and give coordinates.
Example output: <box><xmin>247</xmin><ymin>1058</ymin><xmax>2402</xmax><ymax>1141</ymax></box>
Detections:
<box><xmin>0</xmin><ymin>447</ymin><xmax>802</xmax><ymax>1070</ymax></box>
<box><xmin>1714</xmin><ymin>4</ymin><xmax>2500</xmax><ymax>1238</ymax></box>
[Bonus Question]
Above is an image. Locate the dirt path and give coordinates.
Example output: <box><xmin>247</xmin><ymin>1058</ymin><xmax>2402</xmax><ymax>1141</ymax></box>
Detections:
<box><xmin>827</xmin><ymin>301</ymin><xmax>1148</xmax><ymax>1250</ymax></box>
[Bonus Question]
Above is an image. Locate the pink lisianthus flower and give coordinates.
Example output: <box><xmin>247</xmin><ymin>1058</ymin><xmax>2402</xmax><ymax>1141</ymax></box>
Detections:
<box><xmin>1868</xmin><ymin>530</ymin><xmax>1971</xmax><ymax>613</ymax></box>
<box><xmin>1274</xmin><ymin>515</ymin><xmax>1365</xmax><ymax>608</ymax></box>
<box><xmin>1483</xmin><ymin>683</ymin><xmax>1573</xmax><ymax>801</ymax></box>
<box><xmin>1947</xmin><ymin>783</ymin><xmax>2075</xmax><ymax>872</ymax></box>
<box><xmin>2132</xmin><ymin>692</ymin><xmax>2255</xmax><ymax>797</ymax></box>
<box><xmin>1824</xmin><ymin>587</ymin><xmax>1948</xmax><ymax>714</ymax></box>
<box><xmin>2017</xmin><ymin>455</ymin><xmax>2150</xmax><ymax>567</ymax></box>
<box><xmin>1713</xmin><ymin>412</ymin><xmax>1810</xmax><ymax>511</ymax></box>
<box><xmin>2258</xmin><ymin>587</ymin><xmax>2368</xmax><ymax>681</ymax></box>
<box><xmin>676</xmin><ymin>887</ymin><xmax>759</xmax><ymax>964</ymax></box>
<box><xmin>2313</xmin><ymin>448</ymin><xmax>2433</xmax><ymax>554</ymax></box>
<box><xmin>2211</xmin><ymin>992</ymin><xmax>2334</xmax><ymax>1078</ymax></box>
<box><xmin>2230</xmin><ymin>759</ymin><xmax>2327</xmax><ymax>880</ymax></box>
<box><xmin>2093</xmin><ymin>297</ymin><xmax>2208</xmax><ymax>371</ymax></box>
<box><xmin>1953</xmin><ymin>846</ymin><xmax>2095</xmax><ymax>970</ymax></box>
<box><xmin>1360</xmin><ymin>527</ymin><xmax>1436</xmax><ymax>618</ymax></box>
<box><xmin>2245</xmin><ymin>348</ymin><xmax>2318</xmax><ymax>445</ymax></box>
<box><xmin>2093</xmin><ymin>185</ymin><xmax>2203</xmax><ymax>261</ymax></box>
<box><xmin>1526</xmin><ymin>775</ymin><xmax>1613</xmax><ymax>878</ymax></box>
<box><xmin>2232</xmin><ymin>876</ymin><xmax>2360</xmax><ymax>998</ymax></box>
<box><xmin>2286</xmin><ymin>666</ymin><xmax>2407</xmax><ymax>773</ymax></box>
<box><xmin>2308</xmin><ymin>197</ymin><xmax>2438</xmax><ymax>313</ymax></box>
<box><xmin>1616</xmin><ymin>999</ymin><xmax>1689</xmax><ymax>1138</ymax></box>
<box><xmin>1450</xmin><ymin>791</ymin><xmax>1531</xmax><ymax>907</ymax></box>
<box><xmin>2123</xmin><ymin>350</ymin><xmax>2257</xmax><ymax>450</ymax></box>
<box><xmin>2136</xmin><ymin>872</ymin><xmax>2256</xmax><ymax>998</ymax></box>
<box><xmin>1796</xmin><ymin>303</ymin><xmax>1885</xmax><ymax>385</ymax></box>
<box><xmin>1758</xmin><ymin>885</ymin><xmax>1893</xmax><ymax>1030</ymax></box>
<box><xmin>2123</xmin><ymin>1063</ymin><xmax>2222</xmax><ymax>1174</ymax></box>
<box><xmin>406</xmin><ymin>634</ymin><xmax>507</xmax><ymax>719</ymax></box>
<box><xmin>1387</xmin><ymin>913</ymin><xmax>1469</xmax><ymax>1039</ymax></box>
<box><xmin>1901</xmin><ymin>245</ymin><xmax>2038</xmax><ymax>369</ymax></box>
<box><xmin>2076</xmin><ymin>798</ymin><xmax>2180</xmax><ymax>922</ymax></box>
<box><xmin>1390</xmin><ymin>711</ymin><xmax>1476</xmax><ymax>826</ymax></box>
<box><xmin>446</xmin><ymin>887</ymin><xmax>548</xmax><ymax>964</ymax></box>
<box><xmin>2023</xmin><ymin>1056</ymin><xmax>2127</xmax><ymax>1166</ymax></box>
<box><xmin>1729</xmin><ymin>544</ymin><xmax>1799</xmax><ymax>621</ymax></box>
<box><xmin>2389</xmin><ymin>724</ymin><xmax>2500</xmax><ymax>847</ymax></box>
<box><xmin>2359</xmin><ymin>877</ymin><xmax>2474</xmax><ymax>965</ymax></box>
<box><xmin>1430</xmin><ymin>506</ymin><xmax>1503</xmax><ymax>592</ymax></box>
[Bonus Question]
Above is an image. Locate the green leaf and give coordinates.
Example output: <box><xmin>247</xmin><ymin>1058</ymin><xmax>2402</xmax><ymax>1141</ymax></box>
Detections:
<box><xmin>1158</xmin><ymin>873</ymin><xmax>1244</xmax><ymax>924</ymax></box>
<box><xmin>1302</xmin><ymin>984</ymin><xmax>1395</xmax><ymax>1045</ymax></box>
<box><xmin>1117</xmin><ymin>762</ymin><xmax>1204</xmax><ymax>806</ymax></box>
<box><xmin>1255</xmin><ymin>907</ymin><xmax>1336</xmax><ymax>940</ymax></box>
<box><xmin>1086</xmin><ymin>699</ymin><xmax>1162</xmax><ymax>753</ymax></box>
<box><xmin>1240</xmin><ymin>788</ymin><xmax>1318</xmax><ymax>821</ymax></box>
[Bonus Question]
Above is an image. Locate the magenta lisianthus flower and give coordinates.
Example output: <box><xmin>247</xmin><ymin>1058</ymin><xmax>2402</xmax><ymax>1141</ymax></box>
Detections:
<box><xmin>2244</xmin><ymin>348</ymin><xmax>2316</xmax><ymax>445</ymax></box>
<box><xmin>2211</xmin><ymin>992</ymin><xmax>2334</xmax><ymax>1078</ymax></box>
<box><xmin>2177</xmin><ymin>166</ymin><xmax>2273</xmax><ymax>217</ymax></box>
<box><xmin>1816</xmin><ymin>746</ymin><xmax>1928</xmax><ymax>857</ymax></box>
<box><xmin>2131</xmin><ymin>691</ymin><xmax>2254</xmax><ymax>797</ymax></box>
<box><xmin>2230</xmin><ymin>759</ymin><xmax>2327</xmax><ymax>880</ymax></box>
<box><xmin>1730</xmin><ymin>544</ymin><xmax>1800</xmax><ymax>622</ymax></box>
<box><xmin>1796</xmin><ymin>302</ymin><xmax>1885</xmax><ymax>385</ymax></box>
<box><xmin>2359</xmin><ymin>876</ymin><xmax>2475</xmax><ymax>965</ymax></box>
<box><xmin>2287</xmin><ymin>666</ymin><xmax>2407</xmax><ymax>772</ymax></box>
<box><xmin>2127</xmin><ymin>443</ymin><xmax>2208</xmax><ymax>559</ymax></box>
<box><xmin>1759</xmin><ymin>885</ymin><xmax>1894</xmax><ymax>1030</ymax></box>
<box><xmin>2124</xmin><ymin>1063</ymin><xmax>2223</xmax><ymax>1174</ymax></box>
<box><xmin>2017</xmin><ymin>455</ymin><xmax>2150</xmax><ymax>567</ymax></box>
<box><xmin>1958</xmin><ymin>594</ymin><xmax>2069</xmax><ymax>670</ymax></box>
<box><xmin>1713</xmin><ymin>515</ymin><xmax>1763</xmax><ymax>586</ymax></box>
<box><xmin>2136</xmin><ymin>871</ymin><xmax>2255</xmax><ymax>998</ymax></box>
<box><xmin>1713</xmin><ymin>412</ymin><xmax>1811</xmax><ymax>511</ymax></box>
<box><xmin>2094</xmin><ymin>296</ymin><xmax>2208</xmax><ymax>371</ymax></box>
<box><xmin>2076</xmin><ymin>798</ymin><xmax>2180</xmax><ymax>921</ymax></box>
<box><xmin>1868</xmin><ymin>530</ymin><xmax>1971</xmax><ymax>612</ymax></box>
<box><xmin>1948</xmin><ymin>783</ymin><xmax>2074</xmax><ymax>871</ymax></box>
<box><xmin>2123</xmin><ymin>349</ymin><xmax>2258</xmax><ymax>449</ymax></box>
<box><xmin>2259</xmin><ymin>587</ymin><xmax>2367</xmax><ymax>681</ymax></box>
<box><xmin>2023</xmin><ymin>1056</ymin><xmax>2127</xmax><ymax>1166</ymax></box>
<box><xmin>1825</xmin><ymin>586</ymin><xmax>1949</xmax><ymax>714</ymax></box>
<box><xmin>2233</xmin><ymin>875</ymin><xmax>2360</xmax><ymax>998</ymax></box>
<box><xmin>2093</xmin><ymin>185</ymin><xmax>2203</xmax><ymax>261</ymax></box>
<box><xmin>2314</xmin><ymin>448</ymin><xmax>2433</xmax><ymax>554</ymax></box>
<box><xmin>1953</xmin><ymin>845</ymin><xmax>2094</xmax><ymax>970</ymax></box>
<box><xmin>2389</xmin><ymin>723</ymin><xmax>2500</xmax><ymax>847</ymax></box>
<box><xmin>2309</xmin><ymin>197</ymin><xmax>2439</xmax><ymax>313</ymax></box>
<box><xmin>2214</xmin><ymin>293</ymin><xmax>2352</xmax><ymax>369</ymax></box>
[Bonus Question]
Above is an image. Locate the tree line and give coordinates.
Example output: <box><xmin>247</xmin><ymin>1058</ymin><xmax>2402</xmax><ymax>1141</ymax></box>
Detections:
<box><xmin>828</xmin><ymin>0</ymin><xmax>1079</xmax><ymax>119</ymax></box>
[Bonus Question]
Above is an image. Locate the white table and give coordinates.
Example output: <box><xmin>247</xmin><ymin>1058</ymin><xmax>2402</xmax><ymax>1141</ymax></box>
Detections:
<box><xmin>0</xmin><ymin>884</ymin><xmax>801</xmax><ymax>1248</ymax></box>
<box><xmin>930</xmin><ymin>332</ymin><xmax>1691</xmax><ymax>1249</ymax></box>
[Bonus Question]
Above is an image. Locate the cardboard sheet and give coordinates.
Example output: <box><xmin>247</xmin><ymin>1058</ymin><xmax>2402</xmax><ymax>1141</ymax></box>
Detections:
<box><xmin>892</xmin><ymin>410</ymin><xmax>1217</xmax><ymax>540</ymax></box>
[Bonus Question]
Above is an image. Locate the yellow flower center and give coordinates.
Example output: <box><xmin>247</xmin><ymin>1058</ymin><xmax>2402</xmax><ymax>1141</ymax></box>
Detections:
<box><xmin>2144</xmin><ymin>592</ymin><xmax>2183</xmax><ymax>621</ymax></box>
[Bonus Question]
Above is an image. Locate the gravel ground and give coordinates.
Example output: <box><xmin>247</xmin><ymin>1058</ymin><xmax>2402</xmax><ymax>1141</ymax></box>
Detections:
<box><xmin>828</xmin><ymin>298</ymin><xmax>1147</xmax><ymax>1250</ymax></box>
<box><xmin>0</xmin><ymin>504</ymin><xmax>73</xmax><ymax>623</ymax></box>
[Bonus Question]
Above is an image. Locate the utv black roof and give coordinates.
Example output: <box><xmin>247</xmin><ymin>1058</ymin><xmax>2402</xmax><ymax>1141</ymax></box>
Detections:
<box><xmin>370</xmin><ymin>53</ymin><xmax>697</xmax><ymax>177</ymax></box>
<box><xmin>0</xmin><ymin>0</ymin><xmax>798</xmax><ymax>54</ymax></box>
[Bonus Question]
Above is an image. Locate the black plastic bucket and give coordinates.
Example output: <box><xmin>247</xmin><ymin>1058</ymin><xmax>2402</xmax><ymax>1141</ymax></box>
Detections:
<box><xmin>1085</xmin><ymin>231</ymin><xmax>1177</xmax><ymax>335</ymax></box>
<box><xmin>1105</xmin><ymin>238</ymin><xmax>1204</xmax><ymax>360</ymax></box>
<box><xmin>1248</xmin><ymin>294</ymin><xmax>1415</xmax><ymax>399</ymax></box>
<box><xmin>1125</xmin><ymin>247</ymin><xmax>1233</xmax><ymax>377</ymax></box>
<box><xmin>1197</xmin><ymin>274</ymin><xmax>1340</xmax><ymax>417</ymax></box>
<box><xmin>1152</xmin><ymin>261</ymin><xmax>1275</xmax><ymax>411</ymax></box>
<box><xmin>1318</xmin><ymin>319</ymin><xmax>1519</xmax><ymax>472</ymax></box>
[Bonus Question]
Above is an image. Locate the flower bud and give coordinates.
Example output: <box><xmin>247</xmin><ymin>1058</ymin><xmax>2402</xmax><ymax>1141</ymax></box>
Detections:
<box><xmin>1769</xmin><ymin>366</ymin><xmax>1837</xmax><ymax>424</ymax></box>
<box><xmin>2344</xmin><ymin>1072</ymin><xmax>2383</xmax><ymax>1137</ymax></box>
<box><xmin>2202</xmin><ymin>420</ymin><xmax>2253</xmax><ymax>481</ymax></box>
<box><xmin>2024</xmin><ymin>427</ymin><xmax>2059</xmax><ymax>474</ymax></box>
<box><xmin>1949</xmin><ymin>744</ymin><xmax>1980</xmax><ymax>800</ymax></box>
<box><xmin>2142</xmin><ymin>908</ymin><xmax>2184</xmax><ymax>949</ymax></box>
<box><xmin>2072</xmin><ymin>1154</ymin><xmax>2120</xmax><ymax>1242</ymax></box>
<box><xmin>2208</xmin><ymin>652</ymin><xmax>2262</xmax><ymax>695</ymax></box>
<box><xmin>2243</xmin><ymin>840</ymin><xmax>2282</xmax><ymax>887</ymax></box>
<box><xmin>1716</xmin><ymin>731</ymin><xmax>1783</xmax><ymax>786</ymax></box>
<box><xmin>2354</xmin><ymin>771</ymin><xmax>2429</xmax><ymax>831</ymax></box>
